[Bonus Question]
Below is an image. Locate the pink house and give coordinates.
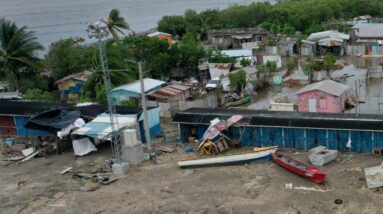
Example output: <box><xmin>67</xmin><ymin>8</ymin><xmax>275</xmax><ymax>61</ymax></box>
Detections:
<box><xmin>296</xmin><ymin>80</ymin><xmax>349</xmax><ymax>113</ymax></box>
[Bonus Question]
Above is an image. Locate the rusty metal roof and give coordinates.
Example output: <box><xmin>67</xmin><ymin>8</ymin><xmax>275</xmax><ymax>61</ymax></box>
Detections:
<box><xmin>147</xmin><ymin>84</ymin><xmax>190</xmax><ymax>99</ymax></box>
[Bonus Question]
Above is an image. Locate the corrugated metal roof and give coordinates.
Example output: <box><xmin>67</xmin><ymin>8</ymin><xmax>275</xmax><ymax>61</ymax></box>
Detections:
<box><xmin>296</xmin><ymin>80</ymin><xmax>349</xmax><ymax>96</ymax></box>
<box><xmin>221</xmin><ymin>49</ymin><xmax>253</xmax><ymax>58</ymax></box>
<box><xmin>307</xmin><ymin>30</ymin><xmax>350</xmax><ymax>42</ymax></box>
<box><xmin>112</xmin><ymin>78</ymin><xmax>166</xmax><ymax>94</ymax></box>
<box><xmin>147</xmin><ymin>84</ymin><xmax>190</xmax><ymax>99</ymax></box>
<box><xmin>0</xmin><ymin>92</ymin><xmax>22</xmax><ymax>99</ymax></box>
<box><xmin>147</xmin><ymin>31</ymin><xmax>172</xmax><ymax>37</ymax></box>
<box><xmin>173</xmin><ymin>108</ymin><xmax>383</xmax><ymax>131</ymax></box>
<box><xmin>54</xmin><ymin>70</ymin><xmax>92</xmax><ymax>86</ymax></box>
<box><xmin>353</xmin><ymin>24</ymin><xmax>383</xmax><ymax>38</ymax></box>
<box><xmin>72</xmin><ymin>113</ymin><xmax>137</xmax><ymax>140</ymax></box>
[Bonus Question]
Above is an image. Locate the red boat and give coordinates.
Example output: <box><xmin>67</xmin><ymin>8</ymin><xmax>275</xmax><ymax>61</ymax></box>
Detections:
<box><xmin>272</xmin><ymin>152</ymin><xmax>326</xmax><ymax>184</ymax></box>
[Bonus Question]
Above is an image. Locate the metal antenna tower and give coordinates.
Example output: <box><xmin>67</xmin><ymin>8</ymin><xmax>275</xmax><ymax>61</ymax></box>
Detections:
<box><xmin>87</xmin><ymin>21</ymin><xmax>121</xmax><ymax>162</ymax></box>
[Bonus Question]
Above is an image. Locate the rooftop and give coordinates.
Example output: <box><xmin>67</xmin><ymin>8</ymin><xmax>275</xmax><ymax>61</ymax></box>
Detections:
<box><xmin>147</xmin><ymin>84</ymin><xmax>191</xmax><ymax>99</ymax></box>
<box><xmin>54</xmin><ymin>70</ymin><xmax>92</xmax><ymax>86</ymax></box>
<box><xmin>296</xmin><ymin>80</ymin><xmax>349</xmax><ymax>96</ymax></box>
<box><xmin>307</xmin><ymin>30</ymin><xmax>350</xmax><ymax>42</ymax></box>
<box><xmin>353</xmin><ymin>23</ymin><xmax>383</xmax><ymax>38</ymax></box>
<box><xmin>208</xmin><ymin>28</ymin><xmax>268</xmax><ymax>36</ymax></box>
<box><xmin>173</xmin><ymin>108</ymin><xmax>383</xmax><ymax>131</ymax></box>
<box><xmin>147</xmin><ymin>31</ymin><xmax>172</xmax><ymax>37</ymax></box>
<box><xmin>112</xmin><ymin>78</ymin><xmax>166</xmax><ymax>94</ymax></box>
<box><xmin>221</xmin><ymin>49</ymin><xmax>253</xmax><ymax>58</ymax></box>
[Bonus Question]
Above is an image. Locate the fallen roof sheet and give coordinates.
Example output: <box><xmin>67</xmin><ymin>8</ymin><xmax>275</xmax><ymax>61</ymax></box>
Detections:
<box><xmin>25</xmin><ymin>109</ymin><xmax>81</xmax><ymax>133</ymax></box>
<box><xmin>296</xmin><ymin>80</ymin><xmax>349</xmax><ymax>96</ymax></box>
<box><xmin>72</xmin><ymin>113</ymin><xmax>137</xmax><ymax>140</ymax></box>
<box><xmin>173</xmin><ymin>108</ymin><xmax>383</xmax><ymax>131</ymax></box>
<box><xmin>112</xmin><ymin>78</ymin><xmax>166</xmax><ymax>94</ymax></box>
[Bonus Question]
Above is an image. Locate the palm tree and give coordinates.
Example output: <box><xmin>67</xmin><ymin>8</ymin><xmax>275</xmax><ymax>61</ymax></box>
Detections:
<box><xmin>0</xmin><ymin>19</ymin><xmax>43</xmax><ymax>89</ymax></box>
<box><xmin>103</xmin><ymin>9</ymin><xmax>130</xmax><ymax>39</ymax></box>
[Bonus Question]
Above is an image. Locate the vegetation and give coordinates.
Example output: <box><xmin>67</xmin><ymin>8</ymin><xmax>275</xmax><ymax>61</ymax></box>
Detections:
<box><xmin>323</xmin><ymin>53</ymin><xmax>336</xmax><ymax>71</ymax></box>
<box><xmin>46</xmin><ymin>39</ymin><xmax>96</xmax><ymax>80</ymax></box>
<box><xmin>157</xmin><ymin>0</ymin><xmax>383</xmax><ymax>38</ymax></box>
<box><xmin>240</xmin><ymin>58</ymin><xmax>251</xmax><ymax>68</ymax></box>
<box><xmin>0</xmin><ymin>19</ymin><xmax>43</xmax><ymax>90</ymax></box>
<box><xmin>303</xmin><ymin>56</ymin><xmax>316</xmax><ymax>83</ymax></box>
<box><xmin>229</xmin><ymin>69</ymin><xmax>246</xmax><ymax>93</ymax></box>
<box><xmin>103</xmin><ymin>9</ymin><xmax>130</xmax><ymax>39</ymax></box>
<box><xmin>24</xmin><ymin>89</ymin><xmax>54</xmax><ymax>102</ymax></box>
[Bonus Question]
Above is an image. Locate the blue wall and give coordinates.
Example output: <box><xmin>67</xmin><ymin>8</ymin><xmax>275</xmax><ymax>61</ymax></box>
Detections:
<box><xmin>138</xmin><ymin>107</ymin><xmax>161</xmax><ymax>143</ymax></box>
<box><xmin>180</xmin><ymin>124</ymin><xmax>383</xmax><ymax>153</ymax></box>
<box><xmin>14</xmin><ymin>116</ymin><xmax>51</xmax><ymax>137</ymax></box>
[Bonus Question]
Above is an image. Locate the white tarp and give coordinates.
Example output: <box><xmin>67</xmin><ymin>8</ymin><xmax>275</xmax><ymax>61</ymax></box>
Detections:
<box><xmin>57</xmin><ymin>118</ymin><xmax>86</xmax><ymax>139</ymax></box>
<box><xmin>72</xmin><ymin>138</ymin><xmax>97</xmax><ymax>156</ymax></box>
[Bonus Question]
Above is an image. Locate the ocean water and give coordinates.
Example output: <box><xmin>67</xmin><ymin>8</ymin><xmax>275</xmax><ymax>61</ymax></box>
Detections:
<box><xmin>0</xmin><ymin>0</ymin><xmax>273</xmax><ymax>50</ymax></box>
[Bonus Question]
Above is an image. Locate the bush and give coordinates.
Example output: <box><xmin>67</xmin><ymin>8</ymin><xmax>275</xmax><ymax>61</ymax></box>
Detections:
<box><xmin>24</xmin><ymin>89</ymin><xmax>54</xmax><ymax>102</ymax></box>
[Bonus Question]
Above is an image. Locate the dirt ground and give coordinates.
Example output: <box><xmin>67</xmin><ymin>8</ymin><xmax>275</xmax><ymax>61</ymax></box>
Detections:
<box><xmin>2</xmin><ymin>139</ymin><xmax>383</xmax><ymax>214</ymax></box>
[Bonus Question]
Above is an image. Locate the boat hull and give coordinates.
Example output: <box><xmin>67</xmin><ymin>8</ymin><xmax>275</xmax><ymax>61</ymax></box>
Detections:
<box><xmin>272</xmin><ymin>152</ymin><xmax>326</xmax><ymax>184</ymax></box>
<box><xmin>178</xmin><ymin>148</ymin><xmax>277</xmax><ymax>169</ymax></box>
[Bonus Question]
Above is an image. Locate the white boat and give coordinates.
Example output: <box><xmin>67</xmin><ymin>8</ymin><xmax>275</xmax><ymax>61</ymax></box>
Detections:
<box><xmin>177</xmin><ymin>148</ymin><xmax>277</xmax><ymax>169</ymax></box>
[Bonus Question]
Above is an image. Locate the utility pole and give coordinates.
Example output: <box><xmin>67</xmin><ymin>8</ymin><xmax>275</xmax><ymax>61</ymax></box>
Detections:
<box><xmin>139</xmin><ymin>62</ymin><xmax>152</xmax><ymax>152</ymax></box>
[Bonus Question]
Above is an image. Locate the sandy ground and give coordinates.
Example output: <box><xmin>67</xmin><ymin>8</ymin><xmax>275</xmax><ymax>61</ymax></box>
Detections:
<box><xmin>1</xmin><ymin>141</ymin><xmax>383</xmax><ymax>214</ymax></box>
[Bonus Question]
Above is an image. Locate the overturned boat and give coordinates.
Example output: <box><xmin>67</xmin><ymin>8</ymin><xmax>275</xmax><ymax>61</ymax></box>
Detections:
<box><xmin>178</xmin><ymin>147</ymin><xmax>277</xmax><ymax>169</ymax></box>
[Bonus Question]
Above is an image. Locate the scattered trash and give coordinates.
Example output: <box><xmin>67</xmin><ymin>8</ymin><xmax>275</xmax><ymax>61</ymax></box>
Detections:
<box><xmin>21</xmin><ymin>151</ymin><xmax>40</xmax><ymax>162</ymax></box>
<box><xmin>182</xmin><ymin>169</ymin><xmax>194</xmax><ymax>175</ymax></box>
<box><xmin>99</xmin><ymin>177</ymin><xmax>118</xmax><ymax>185</ymax></box>
<box><xmin>53</xmin><ymin>192</ymin><xmax>66</xmax><ymax>199</ymax></box>
<box><xmin>60</xmin><ymin>167</ymin><xmax>73</xmax><ymax>175</ymax></box>
<box><xmin>372</xmin><ymin>147</ymin><xmax>383</xmax><ymax>156</ymax></box>
<box><xmin>365</xmin><ymin>165</ymin><xmax>383</xmax><ymax>189</ymax></box>
<box><xmin>285</xmin><ymin>183</ymin><xmax>293</xmax><ymax>190</ymax></box>
<box><xmin>184</xmin><ymin>145</ymin><xmax>194</xmax><ymax>153</ymax></box>
<box><xmin>3</xmin><ymin>156</ymin><xmax>24</xmax><ymax>161</ymax></box>
<box><xmin>79</xmin><ymin>181</ymin><xmax>101</xmax><ymax>192</ymax></box>
<box><xmin>157</xmin><ymin>146</ymin><xmax>175</xmax><ymax>153</ymax></box>
<box><xmin>160</xmin><ymin>186</ymin><xmax>174</xmax><ymax>193</ymax></box>
<box><xmin>22</xmin><ymin>148</ymin><xmax>35</xmax><ymax>157</ymax></box>
<box><xmin>293</xmin><ymin>186</ymin><xmax>330</xmax><ymax>192</ymax></box>
<box><xmin>308</xmin><ymin>146</ymin><xmax>338</xmax><ymax>166</ymax></box>
<box><xmin>4</xmin><ymin>139</ymin><xmax>15</xmax><ymax>146</ymax></box>
<box><xmin>143</xmin><ymin>153</ymin><xmax>151</xmax><ymax>161</ymax></box>
<box><xmin>334</xmin><ymin>199</ymin><xmax>343</xmax><ymax>205</ymax></box>
<box><xmin>72</xmin><ymin>138</ymin><xmax>97</xmax><ymax>156</ymax></box>
<box><xmin>17</xmin><ymin>180</ymin><xmax>27</xmax><ymax>189</ymax></box>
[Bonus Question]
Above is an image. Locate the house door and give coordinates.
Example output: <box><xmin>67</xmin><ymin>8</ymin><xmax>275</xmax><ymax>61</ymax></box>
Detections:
<box><xmin>308</xmin><ymin>99</ymin><xmax>317</xmax><ymax>112</ymax></box>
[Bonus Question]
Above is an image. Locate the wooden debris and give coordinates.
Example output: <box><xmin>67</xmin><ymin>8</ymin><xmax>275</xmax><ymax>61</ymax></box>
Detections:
<box><xmin>60</xmin><ymin>167</ymin><xmax>73</xmax><ymax>175</ymax></box>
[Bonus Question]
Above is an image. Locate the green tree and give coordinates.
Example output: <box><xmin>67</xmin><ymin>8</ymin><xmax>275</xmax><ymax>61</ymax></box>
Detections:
<box><xmin>46</xmin><ymin>38</ymin><xmax>96</xmax><ymax>80</ymax></box>
<box><xmin>24</xmin><ymin>88</ymin><xmax>54</xmax><ymax>102</ymax></box>
<box><xmin>240</xmin><ymin>58</ymin><xmax>251</xmax><ymax>68</ymax></box>
<box><xmin>229</xmin><ymin>69</ymin><xmax>246</xmax><ymax>93</ymax></box>
<box><xmin>206</xmin><ymin>50</ymin><xmax>235</xmax><ymax>64</ymax></box>
<box><xmin>0</xmin><ymin>19</ymin><xmax>43</xmax><ymax>90</ymax></box>
<box><xmin>303</xmin><ymin>56</ymin><xmax>315</xmax><ymax>83</ymax></box>
<box><xmin>323</xmin><ymin>53</ymin><xmax>336</xmax><ymax>72</ymax></box>
<box><xmin>286</xmin><ymin>58</ymin><xmax>297</xmax><ymax>74</ymax></box>
<box><xmin>104</xmin><ymin>9</ymin><xmax>130</xmax><ymax>39</ymax></box>
<box><xmin>157</xmin><ymin>15</ymin><xmax>187</xmax><ymax>37</ymax></box>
